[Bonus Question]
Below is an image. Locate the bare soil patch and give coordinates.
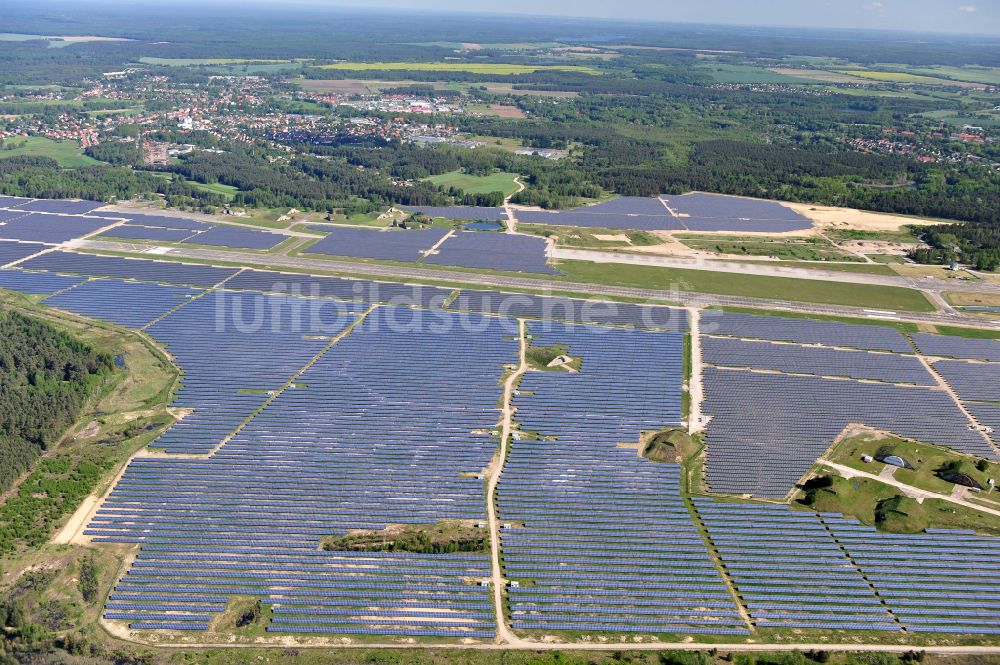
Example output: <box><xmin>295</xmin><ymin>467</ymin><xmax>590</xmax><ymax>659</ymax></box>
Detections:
<box><xmin>784</xmin><ymin>202</ymin><xmax>939</xmax><ymax>232</ymax></box>
<box><xmin>484</xmin><ymin>104</ymin><xmax>526</xmax><ymax>118</ymax></box>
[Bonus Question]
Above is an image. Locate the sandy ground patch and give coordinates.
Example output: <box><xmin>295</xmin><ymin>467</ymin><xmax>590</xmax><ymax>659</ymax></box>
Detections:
<box><xmin>619</xmin><ymin>233</ymin><xmax>705</xmax><ymax>257</ymax></box>
<box><xmin>593</xmin><ymin>233</ymin><xmax>631</xmax><ymax>242</ymax></box>
<box><xmin>784</xmin><ymin>202</ymin><xmax>939</xmax><ymax>232</ymax></box>
<box><xmin>839</xmin><ymin>240</ymin><xmax>919</xmax><ymax>255</ymax></box>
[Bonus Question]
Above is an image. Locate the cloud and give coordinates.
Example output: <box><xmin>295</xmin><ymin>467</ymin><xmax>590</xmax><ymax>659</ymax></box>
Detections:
<box><xmin>863</xmin><ymin>1</ymin><xmax>886</xmax><ymax>12</ymax></box>
<box><xmin>958</xmin><ymin>4</ymin><xmax>977</xmax><ymax>12</ymax></box>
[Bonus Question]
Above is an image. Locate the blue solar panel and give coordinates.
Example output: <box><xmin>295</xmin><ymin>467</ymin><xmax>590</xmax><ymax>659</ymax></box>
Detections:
<box><xmin>117</xmin><ymin>213</ymin><xmax>211</xmax><ymax>232</ymax></box>
<box><xmin>0</xmin><ymin>241</ymin><xmax>45</xmax><ymax>267</ymax></box>
<box><xmin>101</xmin><ymin>225</ymin><xmax>199</xmax><ymax>243</ymax></box>
<box><xmin>0</xmin><ymin>196</ymin><xmax>32</xmax><ymax>208</ymax></box>
<box><xmin>661</xmin><ymin>193</ymin><xmax>812</xmax><ymax>232</ymax></box>
<box><xmin>184</xmin><ymin>225</ymin><xmax>285</xmax><ymax>250</ymax></box>
<box><xmin>14</xmin><ymin>199</ymin><xmax>105</xmax><ymax>215</ymax></box>
<box><xmin>306</xmin><ymin>227</ymin><xmax>447</xmax><ymax>262</ymax></box>
<box><xmin>44</xmin><ymin>279</ymin><xmax>201</xmax><ymax>328</ymax></box>
<box><xmin>0</xmin><ymin>269</ymin><xmax>83</xmax><ymax>294</ymax></box>
<box><xmin>19</xmin><ymin>251</ymin><xmax>238</xmax><ymax>287</ymax></box>
<box><xmin>405</xmin><ymin>206</ymin><xmax>507</xmax><ymax>221</ymax></box>
<box><xmin>425</xmin><ymin>232</ymin><xmax>555</xmax><ymax>274</ymax></box>
<box><xmin>0</xmin><ymin>213</ymin><xmax>111</xmax><ymax>243</ymax></box>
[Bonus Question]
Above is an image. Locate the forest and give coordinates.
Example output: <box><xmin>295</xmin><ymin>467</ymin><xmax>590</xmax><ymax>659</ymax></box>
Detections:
<box><xmin>0</xmin><ymin>311</ymin><xmax>112</xmax><ymax>492</ymax></box>
<box><xmin>910</xmin><ymin>222</ymin><xmax>1000</xmax><ymax>271</ymax></box>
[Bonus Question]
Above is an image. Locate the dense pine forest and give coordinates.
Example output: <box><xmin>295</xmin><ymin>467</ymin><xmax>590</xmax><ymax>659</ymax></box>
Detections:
<box><xmin>0</xmin><ymin>311</ymin><xmax>112</xmax><ymax>492</ymax></box>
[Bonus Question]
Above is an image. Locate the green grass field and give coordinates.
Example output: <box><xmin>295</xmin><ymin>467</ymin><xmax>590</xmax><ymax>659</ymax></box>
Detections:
<box><xmin>718</xmin><ymin>259</ymin><xmax>898</xmax><ymax>276</ymax></box>
<box><xmin>425</xmin><ymin>170</ymin><xmax>520</xmax><ymax>197</ymax></box>
<box><xmin>556</xmin><ymin>259</ymin><xmax>935</xmax><ymax>312</ymax></box>
<box><xmin>887</xmin><ymin>65</ymin><xmax>1000</xmax><ymax>85</ymax></box>
<box><xmin>0</xmin><ymin>136</ymin><xmax>101</xmax><ymax>168</ymax></box>
<box><xmin>676</xmin><ymin>234</ymin><xmax>862</xmax><ymax>262</ymax></box>
<box><xmin>186</xmin><ymin>180</ymin><xmax>239</xmax><ymax>200</ymax></box>
<box><xmin>830</xmin><ymin>432</ymin><xmax>999</xmax><ymax>498</ymax></box>
<box><xmin>318</xmin><ymin>62</ymin><xmax>598</xmax><ymax>75</ymax></box>
<box><xmin>700</xmin><ymin>64</ymin><xmax>811</xmax><ymax>84</ymax></box>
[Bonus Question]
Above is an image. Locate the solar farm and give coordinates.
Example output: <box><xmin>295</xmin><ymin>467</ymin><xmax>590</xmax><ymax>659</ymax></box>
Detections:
<box><xmin>1</xmin><ymin>197</ymin><xmax>999</xmax><ymax>649</ymax></box>
<box><xmin>411</xmin><ymin>193</ymin><xmax>814</xmax><ymax>233</ymax></box>
<box><xmin>304</xmin><ymin>226</ymin><xmax>555</xmax><ymax>274</ymax></box>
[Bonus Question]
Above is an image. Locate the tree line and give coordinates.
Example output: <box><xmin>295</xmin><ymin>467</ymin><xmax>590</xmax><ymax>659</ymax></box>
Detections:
<box><xmin>0</xmin><ymin>310</ymin><xmax>113</xmax><ymax>492</ymax></box>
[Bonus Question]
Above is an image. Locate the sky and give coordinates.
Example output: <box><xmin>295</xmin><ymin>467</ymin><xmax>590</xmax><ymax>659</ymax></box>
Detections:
<box><xmin>285</xmin><ymin>0</ymin><xmax>1000</xmax><ymax>35</ymax></box>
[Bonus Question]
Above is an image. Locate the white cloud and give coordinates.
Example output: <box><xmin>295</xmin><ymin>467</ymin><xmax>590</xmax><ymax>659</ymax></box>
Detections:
<box><xmin>863</xmin><ymin>1</ymin><xmax>886</xmax><ymax>12</ymax></box>
<box><xmin>958</xmin><ymin>4</ymin><xmax>977</xmax><ymax>12</ymax></box>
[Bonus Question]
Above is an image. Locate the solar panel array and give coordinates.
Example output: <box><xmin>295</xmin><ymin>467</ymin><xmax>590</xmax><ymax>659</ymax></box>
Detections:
<box><xmin>661</xmin><ymin>193</ymin><xmax>812</xmax><ymax>233</ymax></box>
<box><xmin>0</xmin><ymin>210</ymin><xmax>29</xmax><ymax>223</ymax></box>
<box><xmin>0</xmin><ymin>213</ymin><xmax>112</xmax><ymax>243</ymax></box>
<box><xmin>702</xmin><ymin>336</ymin><xmax>936</xmax><ymax>385</ymax></box>
<box><xmin>0</xmin><ymin>196</ymin><xmax>33</xmax><ymax>208</ymax></box>
<box><xmin>101</xmin><ymin>217</ymin><xmax>286</xmax><ymax>250</ymax></box>
<box><xmin>516</xmin><ymin>206</ymin><xmax>684</xmax><ymax>232</ymax></box>
<box><xmin>405</xmin><ymin>206</ymin><xmax>507</xmax><ymax>221</ymax></box>
<box><xmin>933</xmin><ymin>360</ymin><xmax>1000</xmax><ymax>402</ymax></box>
<box><xmin>965</xmin><ymin>401</ymin><xmax>1000</xmax><ymax>442</ymax></box>
<box><xmin>0</xmin><ymin>269</ymin><xmax>83</xmax><ymax>295</ymax></box>
<box><xmin>824</xmin><ymin>515</ymin><xmax>1000</xmax><ymax>635</ymax></box>
<box><xmin>0</xmin><ymin>241</ymin><xmax>46</xmax><ymax>267</ymax></box>
<box><xmin>701</xmin><ymin>368</ymin><xmax>994</xmax><ymax>497</ymax></box>
<box><xmin>184</xmin><ymin>225</ymin><xmax>285</xmax><ymax>250</ymax></box>
<box><xmin>226</xmin><ymin>269</ymin><xmax>453</xmax><ymax>308</ymax></box>
<box><xmin>699</xmin><ymin>502</ymin><xmax>1000</xmax><ymax>634</ymax></box>
<box><xmin>306</xmin><ymin>227</ymin><xmax>449</xmax><ymax>262</ymax></box>
<box><xmin>448</xmin><ymin>289</ymin><xmax>688</xmax><ymax>331</ymax></box>
<box><xmin>144</xmin><ymin>292</ymin><xmax>359</xmax><ymax>454</ymax></box>
<box><xmin>701</xmin><ymin>311</ymin><xmax>912</xmax><ymax>352</ymax></box>
<box><xmin>91</xmin><ymin>305</ymin><xmax>513</xmax><ymax>638</ymax></box>
<box><xmin>912</xmin><ymin>333</ymin><xmax>1000</xmax><ymax>362</ymax></box>
<box><xmin>19</xmin><ymin>251</ymin><xmax>238</xmax><ymax>288</ymax></box>
<box><xmin>42</xmin><ymin>279</ymin><xmax>200</xmax><ymax>329</ymax></box>
<box><xmin>694</xmin><ymin>501</ymin><xmax>898</xmax><ymax>632</ymax></box>
<box><xmin>101</xmin><ymin>225</ymin><xmax>196</xmax><ymax>243</ymax></box>
<box><xmin>498</xmin><ymin>322</ymin><xmax>746</xmax><ymax>636</ymax></box>
<box><xmin>117</xmin><ymin>213</ymin><xmax>210</xmax><ymax>231</ymax></box>
<box><xmin>425</xmin><ymin>232</ymin><xmax>555</xmax><ymax>274</ymax></box>
<box><xmin>13</xmin><ymin>199</ymin><xmax>105</xmax><ymax>215</ymax></box>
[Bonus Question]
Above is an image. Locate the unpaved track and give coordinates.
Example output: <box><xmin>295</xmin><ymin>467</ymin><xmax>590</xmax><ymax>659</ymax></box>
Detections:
<box><xmin>486</xmin><ymin>318</ymin><xmax>528</xmax><ymax>646</ymax></box>
<box><xmin>821</xmin><ymin>460</ymin><xmax>1000</xmax><ymax>518</ymax></box>
<box><xmin>687</xmin><ymin>307</ymin><xmax>705</xmax><ymax>433</ymax></box>
<box><xmin>504</xmin><ymin>177</ymin><xmax>525</xmax><ymax>234</ymax></box>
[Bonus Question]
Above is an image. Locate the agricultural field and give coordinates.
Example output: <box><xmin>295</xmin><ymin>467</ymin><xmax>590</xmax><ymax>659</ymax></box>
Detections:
<box><xmin>838</xmin><ymin>69</ymin><xmax>982</xmax><ymax>86</ymax></box>
<box><xmin>0</xmin><ymin>136</ymin><xmax>101</xmax><ymax>167</ymax></box>
<box><xmin>317</xmin><ymin>62</ymin><xmax>599</xmax><ymax>75</ymax></box>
